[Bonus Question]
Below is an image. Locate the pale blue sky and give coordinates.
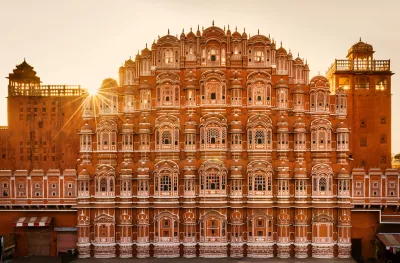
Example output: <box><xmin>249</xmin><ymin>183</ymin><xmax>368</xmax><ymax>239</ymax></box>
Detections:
<box><xmin>0</xmin><ymin>0</ymin><xmax>399</xmax><ymax>153</ymax></box>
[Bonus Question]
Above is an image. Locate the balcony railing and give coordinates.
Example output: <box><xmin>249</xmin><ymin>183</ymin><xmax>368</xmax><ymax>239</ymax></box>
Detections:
<box><xmin>328</xmin><ymin>59</ymin><xmax>390</xmax><ymax>75</ymax></box>
<box><xmin>9</xmin><ymin>85</ymin><xmax>85</xmax><ymax>97</ymax></box>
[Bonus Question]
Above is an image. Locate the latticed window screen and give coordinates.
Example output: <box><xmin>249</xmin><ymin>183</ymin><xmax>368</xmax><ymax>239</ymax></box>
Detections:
<box><xmin>255</xmin><ymin>130</ymin><xmax>265</xmax><ymax>144</ymax></box>
<box><xmin>254</xmin><ymin>175</ymin><xmax>266</xmax><ymax>191</ymax></box>
<box><xmin>319</xmin><ymin>177</ymin><xmax>327</xmax><ymax>191</ymax></box>
<box><xmin>162</xmin><ymin>130</ymin><xmax>172</xmax><ymax>145</ymax></box>
<box><xmin>160</xmin><ymin>175</ymin><xmax>171</xmax><ymax>192</ymax></box>
<box><xmin>206</xmin><ymin>173</ymin><xmax>220</xmax><ymax>190</ymax></box>
<box><xmin>207</xmin><ymin>128</ymin><xmax>220</xmax><ymax>144</ymax></box>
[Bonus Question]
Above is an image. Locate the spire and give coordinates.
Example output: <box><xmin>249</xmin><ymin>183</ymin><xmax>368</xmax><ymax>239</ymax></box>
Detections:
<box><xmin>298</xmin><ymin>52</ymin><xmax>299</xmax><ymax>57</ymax></box>
<box><xmin>182</xmin><ymin>28</ymin><xmax>184</xmax><ymax>33</ymax></box>
<box><xmin>224</xmin><ymin>25</ymin><xmax>225</xmax><ymax>31</ymax></box>
<box><xmin>359</xmin><ymin>37</ymin><xmax>362</xmax><ymax>42</ymax></box>
<box><xmin>258</xmin><ymin>29</ymin><xmax>259</xmax><ymax>35</ymax></box>
<box><xmin>244</xmin><ymin>27</ymin><xmax>246</xmax><ymax>32</ymax></box>
<box><xmin>190</xmin><ymin>27</ymin><xmax>192</xmax><ymax>32</ymax></box>
<box><xmin>197</xmin><ymin>25</ymin><xmax>199</xmax><ymax>30</ymax></box>
<box><xmin>168</xmin><ymin>28</ymin><xmax>170</xmax><ymax>35</ymax></box>
<box><xmin>212</xmin><ymin>20</ymin><xmax>214</xmax><ymax>26</ymax></box>
<box><xmin>235</xmin><ymin>26</ymin><xmax>237</xmax><ymax>31</ymax></box>
<box><xmin>280</xmin><ymin>41</ymin><xmax>282</xmax><ymax>47</ymax></box>
<box><xmin>145</xmin><ymin>43</ymin><xmax>147</xmax><ymax>48</ymax></box>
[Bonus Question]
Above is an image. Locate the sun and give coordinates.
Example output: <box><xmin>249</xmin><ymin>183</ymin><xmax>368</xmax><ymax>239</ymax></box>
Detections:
<box><xmin>87</xmin><ymin>86</ymin><xmax>99</xmax><ymax>95</ymax></box>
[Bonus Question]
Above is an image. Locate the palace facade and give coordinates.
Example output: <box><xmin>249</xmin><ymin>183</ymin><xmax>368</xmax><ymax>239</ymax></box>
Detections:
<box><xmin>0</xmin><ymin>24</ymin><xmax>397</xmax><ymax>260</ymax></box>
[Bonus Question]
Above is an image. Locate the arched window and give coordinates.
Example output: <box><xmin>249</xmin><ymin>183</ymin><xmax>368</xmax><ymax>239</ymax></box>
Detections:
<box><xmin>247</xmin><ymin>80</ymin><xmax>272</xmax><ymax>107</ymax></box>
<box><xmin>311</xmin><ymin>164</ymin><xmax>334</xmax><ymax>197</ymax></box>
<box><xmin>199</xmin><ymin>211</ymin><xmax>227</xmax><ymax>244</ymax></box>
<box><xmin>199</xmin><ymin>161</ymin><xmax>227</xmax><ymax>195</ymax></box>
<box><xmin>200</xmin><ymin>114</ymin><xmax>227</xmax><ymax>151</ymax></box>
<box><xmin>311</xmin><ymin>119</ymin><xmax>332</xmax><ymax>151</ymax></box>
<box><xmin>247</xmin><ymin>115</ymin><xmax>273</xmax><ymax>151</ymax></box>
<box><xmin>155</xmin><ymin>115</ymin><xmax>180</xmax><ymax>151</ymax></box>
<box><xmin>154</xmin><ymin>161</ymin><xmax>179</xmax><ymax>197</ymax></box>
<box><xmin>247</xmin><ymin>161</ymin><xmax>273</xmax><ymax>197</ymax></box>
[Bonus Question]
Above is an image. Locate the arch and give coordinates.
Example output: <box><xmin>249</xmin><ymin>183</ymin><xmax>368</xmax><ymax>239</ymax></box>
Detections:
<box><xmin>153</xmin><ymin>160</ymin><xmax>179</xmax><ymax>197</ymax></box>
<box><xmin>310</xmin><ymin>118</ymin><xmax>332</xmax><ymax>151</ymax></box>
<box><xmin>311</xmin><ymin>164</ymin><xmax>334</xmax><ymax>197</ymax></box>
<box><xmin>247</xmin><ymin>210</ymin><xmax>273</xmax><ymax>242</ymax></box>
<box><xmin>198</xmin><ymin>160</ymin><xmax>228</xmax><ymax>195</ymax></box>
<box><xmin>199</xmin><ymin>113</ymin><xmax>228</xmax><ymax>151</ymax></box>
<box><xmin>247</xmin><ymin>114</ymin><xmax>273</xmax><ymax>151</ymax></box>
<box><xmin>247</xmin><ymin>72</ymin><xmax>272</xmax><ymax>107</ymax></box>
<box><xmin>154</xmin><ymin>115</ymin><xmax>180</xmax><ymax>151</ymax></box>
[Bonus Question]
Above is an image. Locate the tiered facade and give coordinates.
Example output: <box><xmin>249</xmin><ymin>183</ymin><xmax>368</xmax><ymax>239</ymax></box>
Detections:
<box><xmin>0</xmin><ymin>24</ymin><xmax>396</xmax><ymax>260</ymax></box>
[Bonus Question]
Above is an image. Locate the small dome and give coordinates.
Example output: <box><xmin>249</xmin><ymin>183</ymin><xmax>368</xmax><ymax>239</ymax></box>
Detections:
<box><xmin>124</xmin><ymin>58</ymin><xmax>135</xmax><ymax>67</ymax></box>
<box><xmin>121</xmin><ymin>122</ymin><xmax>134</xmax><ymax>133</ymax></box>
<box><xmin>277</xmin><ymin>115</ymin><xmax>289</xmax><ymax>130</ymax></box>
<box><xmin>277</xmin><ymin>45</ymin><xmax>287</xmax><ymax>55</ymax></box>
<box><xmin>100</xmin><ymin>78</ymin><xmax>118</xmax><ymax>91</ymax></box>
<box><xmin>232</xmin><ymin>30</ymin><xmax>241</xmax><ymax>39</ymax></box>
<box><xmin>141</xmin><ymin>46</ymin><xmax>151</xmax><ymax>56</ymax></box>
<box><xmin>292</xmin><ymin>84</ymin><xmax>305</xmax><ymax>94</ymax></box>
<box><xmin>135</xmin><ymin>53</ymin><xmax>141</xmax><ymax>60</ymax></box>
<box><xmin>337</xmin><ymin>167</ymin><xmax>350</xmax><ymax>178</ymax></box>
<box><xmin>124</xmin><ymin>85</ymin><xmax>134</xmax><ymax>95</ymax></box>
<box><xmin>80</xmin><ymin>123</ymin><xmax>93</xmax><ymax>133</ymax></box>
<box><xmin>185</xmin><ymin>121</ymin><xmax>197</xmax><ymax>132</ymax></box>
<box><xmin>310</xmin><ymin>75</ymin><xmax>329</xmax><ymax>90</ymax></box>
<box><xmin>187</xmin><ymin>30</ymin><xmax>195</xmax><ymax>39</ymax></box>
<box><xmin>78</xmin><ymin>169</ymin><xmax>90</xmax><ymax>179</ymax></box>
<box><xmin>241</xmin><ymin>30</ymin><xmax>247</xmax><ymax>38</ymax></box>
<box><xmin>230</xmin><ymin>78</ymin><xmax>241</xmax><ymax>88</ymax></box>
<box><xmin>139</xmin><ymin>80</ymin><xmax>152</xmax><ymax>89</ymax></box>
<box><xmin>276</xmin><ymin>78</ymin><xmax>288</xmax><ymax>88</ymax></box>
<box><xmin>336</xmin><ymin>122</ymin><xmax>349</xmax><ymax>133</ymax></box>
<box><xmin>348</xmin><ymin>39</ymin><xmax>373</xmax><ymax>56</ymax></box>
<box><xmin>230</xmin><ymin>120</ymin><xmax>243</xmax><ymax>132</ymax></box>
<box><xmin>151</xmin><ymin>41</ymin><xmax>157</xmax><ymax>50</ymax></box>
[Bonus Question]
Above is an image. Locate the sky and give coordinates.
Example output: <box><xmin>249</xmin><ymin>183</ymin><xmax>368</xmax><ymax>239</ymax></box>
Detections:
<box><xmin>0</xmin><ymin>0</ymin><xmax>399</xmax><ymax>152</ymax></box>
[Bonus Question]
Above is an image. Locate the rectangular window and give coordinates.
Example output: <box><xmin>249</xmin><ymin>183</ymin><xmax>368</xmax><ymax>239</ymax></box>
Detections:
<box><xmin>360</xmin><ymin>119</ymin><xmax>366</xmax><ymax>128</ymax></box>
<box><xmin>360</xmin><ymin>138</ymin><xmax>367</xmax><ymax>147</ymax></box>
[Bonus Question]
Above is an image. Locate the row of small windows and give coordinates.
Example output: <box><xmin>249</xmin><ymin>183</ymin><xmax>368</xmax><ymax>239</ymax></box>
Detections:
<box><xmin>84</xmin><ymin>86</ymin><xmax>346</xmax><ymax>115</ymax></box>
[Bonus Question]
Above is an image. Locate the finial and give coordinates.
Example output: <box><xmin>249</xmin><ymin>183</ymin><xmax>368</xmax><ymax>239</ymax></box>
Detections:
<box><xmin>153</xmin><ymin>39</ymin><xmax>155</xmax><ymax>43</ymax></box>
<box><xmin>235</xmin><ymin>26</ymin><xmax>237</xmax><ymax>31</ymax></box>
<box><xmin>249</xmin><ymin>34</ymin><xmax>251</xmax><ymax>38</ymax></box>
<box><xmin>318</xmin><ymin>71</ymin><xmax>320</xmax><ymax>75</ymax></box>
<box><xmin>202</xmin><ymin>26</ymin><xmax>204</xmax><ymax>31</ymax></box>
<box><xmin>306</xmin><ymin>59</ymin><xmax>308</xmax><ymax>65</ymax></box>
<box><xmin>359</xmin><ymin>37</ymin><xmax>361</xmax><ymax>42</ymax></box>
<box><xmin>228</xmin><ymin>24</ymin><xmax>230</xmax><ymax>30</ymax></box>
<box><xmin>224</xmin><ymin>25</ymin><xmax>225</xmax><ymax>31</ymax></box>
<box><xmin>280</xmin><ymin>41</ymin><xmax>282</xmax><ymax>47</ymax></box>
<box><xmin>182</xmin><ymin>28</ymin><xmax>184</xmax><ymax>33</ymax></box>
<box><xmin>244</xmin><ymin>27</ymin><xmax>246</xmax><ymax>32</ymax></box>
<box><xmin>158</xmin><ymin>35</ymin><xmax>160</xmax><ymax>39</ymax></box>
<box><xmin>197</xmin><ymin>25</ymin><xmax>199</xmax><ymax>30</ymax></box>
<box><xmin>190</xmin><ymin>27</ymin><xmax>192</xmax><ymax>32</ymax></box>
<box><xmin>137</xmin><ymin>49</ymin><xmax>139</xmax><ymax>55</ymax></box>
<box><xmin>146</xmin><ymin>43</ymin><xmax>147</xmax><ymax>48</ymax></box>
<box><xmin>258</xmin><ymin>29</ymin><xmax>259</xmax><ymax>35</ymax></box>
<box><xmin>298</xmin><ymin>52</ymin><xmax>299</xmax><ymax>57</ymax></box>
<box><xmin>129</xmin><ymin>56</ymin><xmax>131</xmax><ymax>59</ymax></box>
<box><xmin>24</xmin><ymin>57</ymin><xmax>26</xmax><ymax>62</ymax></box>
<box><xmin>212</xmin><ymin>20</ymin><xmax>214</xmax><ymax>26</ymax></box>
<box><xmin>168</xmin><ymin>28</ymin><xmax>170</xmax><ymax>35</ymax></box>
<box><xmin>269</xmin><ymin>33</ymin><xmax>270</xmax><ymax>38</ymax></box>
